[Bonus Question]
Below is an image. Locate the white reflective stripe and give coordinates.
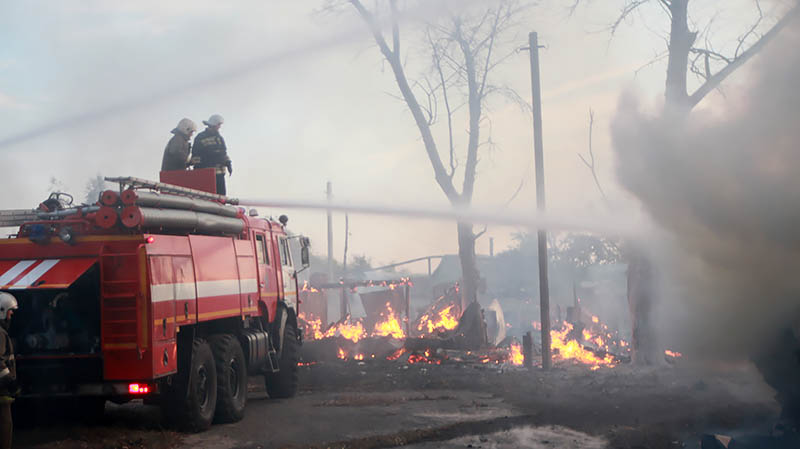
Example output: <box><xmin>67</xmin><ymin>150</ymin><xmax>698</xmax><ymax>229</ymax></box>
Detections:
<box><xmin>150</xmin><ymin>284</ymin><xmax>174</xmax><ymax>303</ymax></box>
<box><xmin>196</xmin><ymin>280</ymin><xmax>240</xmax><ymax>298</ymax></box>
<box><xmin>239</xmin><ymin>278</ymin><xmax>258</xmax><ymax>294</ymax></box>
<box><xmin>174</xmin><ymin>282</ymin><xmax>197</xmax><ymax>301</ymax></box>
<box><xmin>0</xmin><ymin>260</ymin><xmax>36</xmax><ymax>286</ymax></box>
<box><xmin>149</xmin><ymin>280</ymin><xmax>257</xmax><ymax>301</ymax></box>
<box><xmin>10</xmin><ymin>259</ymin><xmax>59</xmax><ymax>289</ymax></box>
<box><xmin>0</xmin><ymin>368</ymin><xmax>9</xmax><ymax>379</ymax></box>
<box><xmin>151</xmin><ymin>283</ymin><xmax>197</xmax><ymax>303</ymax></box>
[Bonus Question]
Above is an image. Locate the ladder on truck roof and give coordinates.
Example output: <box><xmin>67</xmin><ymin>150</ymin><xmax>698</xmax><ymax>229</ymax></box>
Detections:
<box><xmin>104</xmin><ymin>176</ymin><xmax>241</xmax><ymax>206</ymax></box>
<box><xmin>0</xmin><ymin>209</ymin><xmax>39</xmax><ymax>228</ymax></box>
<box><xmin>0</xmin><ymin>206</ymin><xmax>99</xmax><ymax>228</ymax></box>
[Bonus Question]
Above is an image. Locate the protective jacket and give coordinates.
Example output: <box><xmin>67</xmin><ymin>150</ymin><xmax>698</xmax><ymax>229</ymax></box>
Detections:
<box><xmin>161</xmin><ymin>129</ymin><xmax>192</xmax><ymax>171</ymax></box>
<box><xmin>192</xmin><ymin>128</ymin><xmax>231</xmax><ymax>175</ymax></box>
<box><xmin>0</xmin><ymin>327</ymin><xmax>15</xmax><ymax>399</ymax></box>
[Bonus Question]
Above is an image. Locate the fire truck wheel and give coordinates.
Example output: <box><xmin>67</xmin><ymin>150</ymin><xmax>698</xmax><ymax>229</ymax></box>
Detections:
<box><xmin>265</xmin><ymin>320</ymin><xmax>299</xmax><ymax>398</ymax></box>
<box><xmin>210</xmin><ymin>334</ymin><xmax>247</xmax><ymax>423</ymax></box>
<box><xmin>171</xmin><ymin>338</ymin><xmax>218</xmax><ymax>432</ymax></box>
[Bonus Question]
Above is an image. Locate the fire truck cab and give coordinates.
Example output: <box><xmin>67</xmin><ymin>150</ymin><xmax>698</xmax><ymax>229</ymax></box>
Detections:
<box><xmin>0</xmin><ymin>172</ymin><xmax>307</xmax><ymax>431</ymax></box>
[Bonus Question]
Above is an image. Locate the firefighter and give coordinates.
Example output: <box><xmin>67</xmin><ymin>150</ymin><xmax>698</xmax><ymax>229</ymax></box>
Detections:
<box><xmin>0</xmin><ymin>293</ymin><xmax>18</xmax><ymax>449</ymax></box>
<box><xmin>161</xmin><ymin>118</ymin><xmax>197</xmax><ymax>172</ymax></box>
<box><xmin>191</xmin><ymin>114</ymin><xmax>232</xmax><ymax>195</ymax></box>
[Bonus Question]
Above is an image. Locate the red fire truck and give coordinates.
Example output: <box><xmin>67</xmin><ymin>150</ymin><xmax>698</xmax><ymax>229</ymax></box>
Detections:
<box><xmin>0</xmin><ymin>171</ymin><xmax>308</xmax><ymax>431</ymax></box>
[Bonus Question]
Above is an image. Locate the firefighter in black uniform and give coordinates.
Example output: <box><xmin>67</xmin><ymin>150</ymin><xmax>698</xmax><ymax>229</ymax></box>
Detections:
<box><xmin>0</xmin><ymin>293</ymin><xmax>18</xmax><ymax>449</ymax></box>
<box><xmin>191</xmin><ymin>114</ymin><xmax>232</xmax><ymax>195</ymax></box>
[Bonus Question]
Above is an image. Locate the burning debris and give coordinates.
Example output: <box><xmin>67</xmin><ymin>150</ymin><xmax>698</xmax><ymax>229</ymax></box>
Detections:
<box><xmin>414</xmin><ymin>289</ymin><xmax>461</xmax><ymax>337</ymax></box>
<box><xmin>298</xmin><ymin>281</ymin><xmax>525</xmax><ymax>367</ymax></box>
<box><xmin>299</xmin><ymin>276</ymin><xmax>684</xmax><ymax>372</ymax></box>
<box><xmin>551</xmin><ymin>322</ymin><xmax>617</xmax><ymax>371</ymax></box>
<box><xmin>529</xmin><ymin>312</ymin><xmax>682</xmax><ymax>371</ymax></box>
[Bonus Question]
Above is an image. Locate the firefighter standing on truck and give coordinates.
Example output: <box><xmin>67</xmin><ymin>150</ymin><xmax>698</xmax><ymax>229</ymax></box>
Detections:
<box><xmin>161</xmin><ymin>118</ymin><xmax>198</xmax><ymax>172</ymax></box>
<box><xmin>191</xmin><ymin>114</ymin><xmax>232</xmax><ymax>195</ymax></box>
<box><xmin>0</xmin><ymin>293</ymin><xmax>18</xmax><ymax>449</ymax></box>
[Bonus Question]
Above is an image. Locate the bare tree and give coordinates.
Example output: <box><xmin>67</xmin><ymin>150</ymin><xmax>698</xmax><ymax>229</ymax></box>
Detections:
<box><xmin>331</xmin><ymin>0</ymin><xmax>526</xmax><ymax>309</ymax></box>
<box><xmin>573</xmin><ymin>0</ymin><xmax>800</xmax><ymax>364</ymax></box>
<box><xmin>575</xmin><ymin>0</ymin><xmax>800</xmax><ymax>109</ymax></box>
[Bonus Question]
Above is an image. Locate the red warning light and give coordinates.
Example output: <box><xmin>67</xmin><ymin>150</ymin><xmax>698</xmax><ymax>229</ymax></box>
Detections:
<box><xmin>146</xmin><ymin>236</ymin><xmax>155</xmax><ymax>244</ymax></box>
<box><xmin>128</xmin><ymin>383</ymin><xmax>150</xmax><ymax>394</ymax></box>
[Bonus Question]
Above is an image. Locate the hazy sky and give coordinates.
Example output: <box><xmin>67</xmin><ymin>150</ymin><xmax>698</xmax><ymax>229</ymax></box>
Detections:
<box><xmin>0</xmin><ymin>0</ymin><xmax>777</xmax><ymax>271</ymax></box>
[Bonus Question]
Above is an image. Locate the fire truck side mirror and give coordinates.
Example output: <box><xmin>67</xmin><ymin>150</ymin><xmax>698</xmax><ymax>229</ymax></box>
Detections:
<box><xmin>300</xmin><ymin>246</ymin><xmax>310</xmax><ymax>268</ymax></box>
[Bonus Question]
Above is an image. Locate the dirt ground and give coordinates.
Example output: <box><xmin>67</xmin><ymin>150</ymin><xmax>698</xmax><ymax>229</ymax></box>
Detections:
<box><xmin>13</xmin><ymin>357</ymin><xmax>783</xmax><ymax>449</ymax></box>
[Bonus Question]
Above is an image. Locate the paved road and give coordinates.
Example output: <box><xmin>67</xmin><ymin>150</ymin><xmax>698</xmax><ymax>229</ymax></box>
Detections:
<box><xmin>13</xmin><ymin>361</ymin><xmax>778</xmax><ymax>449</ymax></box>
<box><xmin>181</xmin><ymin>388</ymin><xmax>522</xmax><ymax>448</ymax></box>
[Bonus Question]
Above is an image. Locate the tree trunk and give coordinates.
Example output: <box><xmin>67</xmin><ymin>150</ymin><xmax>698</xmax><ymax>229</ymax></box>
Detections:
<box><xmin>457</xmin><ymin>221</ymin><xmax>479</xmax><ymax>311</ymax></box>
<box><xmin>627</xmin><ymin>246</ymin><xmax>662</xmax><ymax>365</ymax></box>
<box><xmin>664</xmin><ymin>0</ymin><xmax>695</xmax><ymax>108</ymax></box>
<box><xmin>627</xmin><ymin>0</ymin><xmax>695</xmax><ymax>366</ymax></box>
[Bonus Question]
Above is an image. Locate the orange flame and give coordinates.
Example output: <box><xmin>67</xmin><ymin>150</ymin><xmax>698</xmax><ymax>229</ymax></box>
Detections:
<box><xmin>323</xmin><ymin>319</ymin><xmax>367</xmax><ymax>343</ymax></box>
<box><xmin>387</xmin><ymin>347</ymin><xmax>407</xmax><ymax>360</ymax></box>
<box><xmin>551</xmin><ymin>322</ymin><xmax>616</xmax><ymax>369</ymax></box>
<box><xmin>301</xmin><ymin>280</ymin><xmax>320</xmax><ymax>293</ymax></box>
<box><xmin>337</xmin><ymin>347</ymin><xmax>347</xmax><ymax>360</ymax></box>
<box><xmin>408</xmin><ymin>349</ymin><xmax>441</xmax><ymax>365</ymax></box>
<box><xmin>354</xmin><ymin>354</ymin><xmax>364</xmax><ymax>361</ymax></box>
<box><xmin>373</xmin><ymin>302</ymin><xmax>405</xmax><ymax>339</ymax></box>
<box><xmin>417</xmin><ymin>304</ymin><xmax>459</xmax><ymax>335</ymax></box>
<box><xmin>299</xmin><ymin>313</ymin><xmax>325</xmax><ymax>340</ymax></box>
<box><xmin>510</xmin><ymin>342</ymin><xmax>524</xmax><ymax>366</ymax></box>
<box><xmin>665</xmin><ymin>349</ymin><xmax>682</xmax><ymax>358</ymax></box>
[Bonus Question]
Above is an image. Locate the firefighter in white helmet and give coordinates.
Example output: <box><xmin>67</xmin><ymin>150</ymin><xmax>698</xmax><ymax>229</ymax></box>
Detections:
<box><xmin>161</xmin><ymin>118</ymin><xmax>198</xmax><ymax>172</ymax></box>
<box><xmin>191</xmin><ymin>114</ymin><xmax>232</xmax><ymax>195</ymax></box>
<box><xmin>0</xmin><ymin>292</ymin><xmax>18</xmax><ymax>449</ymax></box>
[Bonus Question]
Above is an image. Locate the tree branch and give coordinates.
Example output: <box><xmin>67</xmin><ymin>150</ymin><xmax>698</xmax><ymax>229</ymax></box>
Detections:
<box><xmin>735</xmin><ymin>0</ymin><xmax>764</xmax><ymax>58</ymax></box>
<box><xmin>454</xmin><ymin>22</ymin><xmax>482</xmax><ymax>204</ymax></box>
<box><xmin>350</xmin><ymin>0</ymin><xmax>461</xmax><ymax>203</ymax></box>
<box><xmin>577</xmin><ymin>108</ymin><xmax>607</xmax><ymax>200</ymax></box>
<box><xmin>688</xmin><ymin>3</ymin><xmax>800</xmax><ymax>107</ymax></box>
<box><xmin>610</xmin><ymin>0</ymin><xmax>653</xmax><ymax>36</ymax></box>
<box><xmin>390</xmin><ymin>0</ymin><xmax>400</xmax><ymax>55</ymax></box>
<box><xmin>428</xmin><ymin>29</ymin><xmax>458</xmax><ymax>180</ymax></box>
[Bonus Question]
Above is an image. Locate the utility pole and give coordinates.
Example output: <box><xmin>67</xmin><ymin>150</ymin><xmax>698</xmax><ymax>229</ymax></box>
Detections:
<box><xmin>529</xmin><ymin>31</ymin><xmax>551</xmax><ymax>371</ymax></box>
<box><xmin>341</xmin><ymin>213</ymin><xmax>350</xmax><ymax>319</ymax></box>
<box><xmin>326</xmin><ymin>181</ymin><xmax>334</xmax><ymax>283</ymax></box>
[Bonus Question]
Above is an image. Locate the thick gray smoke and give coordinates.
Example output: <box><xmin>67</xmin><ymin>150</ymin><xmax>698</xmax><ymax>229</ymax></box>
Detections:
<box><xmin>611</xmin><ymin>21</ymin><xmax>800</xmax><ymax>356</ymax></box>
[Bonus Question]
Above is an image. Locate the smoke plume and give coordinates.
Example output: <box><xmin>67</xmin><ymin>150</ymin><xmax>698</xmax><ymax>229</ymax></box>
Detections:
<box><xmin>611</xmin><ymin>20</ymin><xmax>800</xmax><ymax>356</ymax></box>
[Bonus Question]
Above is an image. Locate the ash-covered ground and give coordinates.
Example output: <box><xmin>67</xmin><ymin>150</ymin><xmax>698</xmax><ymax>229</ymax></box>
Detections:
<box><xmin>14</xmin><ymin>357</ymin><xmax>781</xmax><ymax>449</ymax></box>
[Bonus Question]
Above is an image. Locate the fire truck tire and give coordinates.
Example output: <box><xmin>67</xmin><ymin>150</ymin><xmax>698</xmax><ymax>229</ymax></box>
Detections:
<box><xmin>265</xmin><ymin>321</ymin><xmax>299</xmax><ymax>398</ymax></box>
<box><xmin>170</xmin><ymin>338</ymin><xmax>218</xmax><ymax>432</ymax></box>
<box><xmin>210</xmin><ymin>334</ymin><xmax>247</xmax><ymax>423</ymax></box>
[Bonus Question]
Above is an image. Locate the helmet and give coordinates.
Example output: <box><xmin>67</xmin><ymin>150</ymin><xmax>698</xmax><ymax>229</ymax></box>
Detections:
<box><xmin>203</xmin><ymin>114</ymin><xmax>224</xmax><ymax>127</ymax></box>
<box><xmin>175</xmin><ymin>118</ymin><xmax>197</xmax><ymax>136</ymax></box>
<box><xmin>0</xmin><ymin>292</ymin><xmax>18</xmax><ymax>319</ymax></box>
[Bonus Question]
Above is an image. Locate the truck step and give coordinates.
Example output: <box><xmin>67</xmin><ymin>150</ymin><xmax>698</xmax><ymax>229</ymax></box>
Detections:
<box><xmin>266</xmin><ymin>350</ymin><xmax>280</xmax><ymax>373</ymax></box>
